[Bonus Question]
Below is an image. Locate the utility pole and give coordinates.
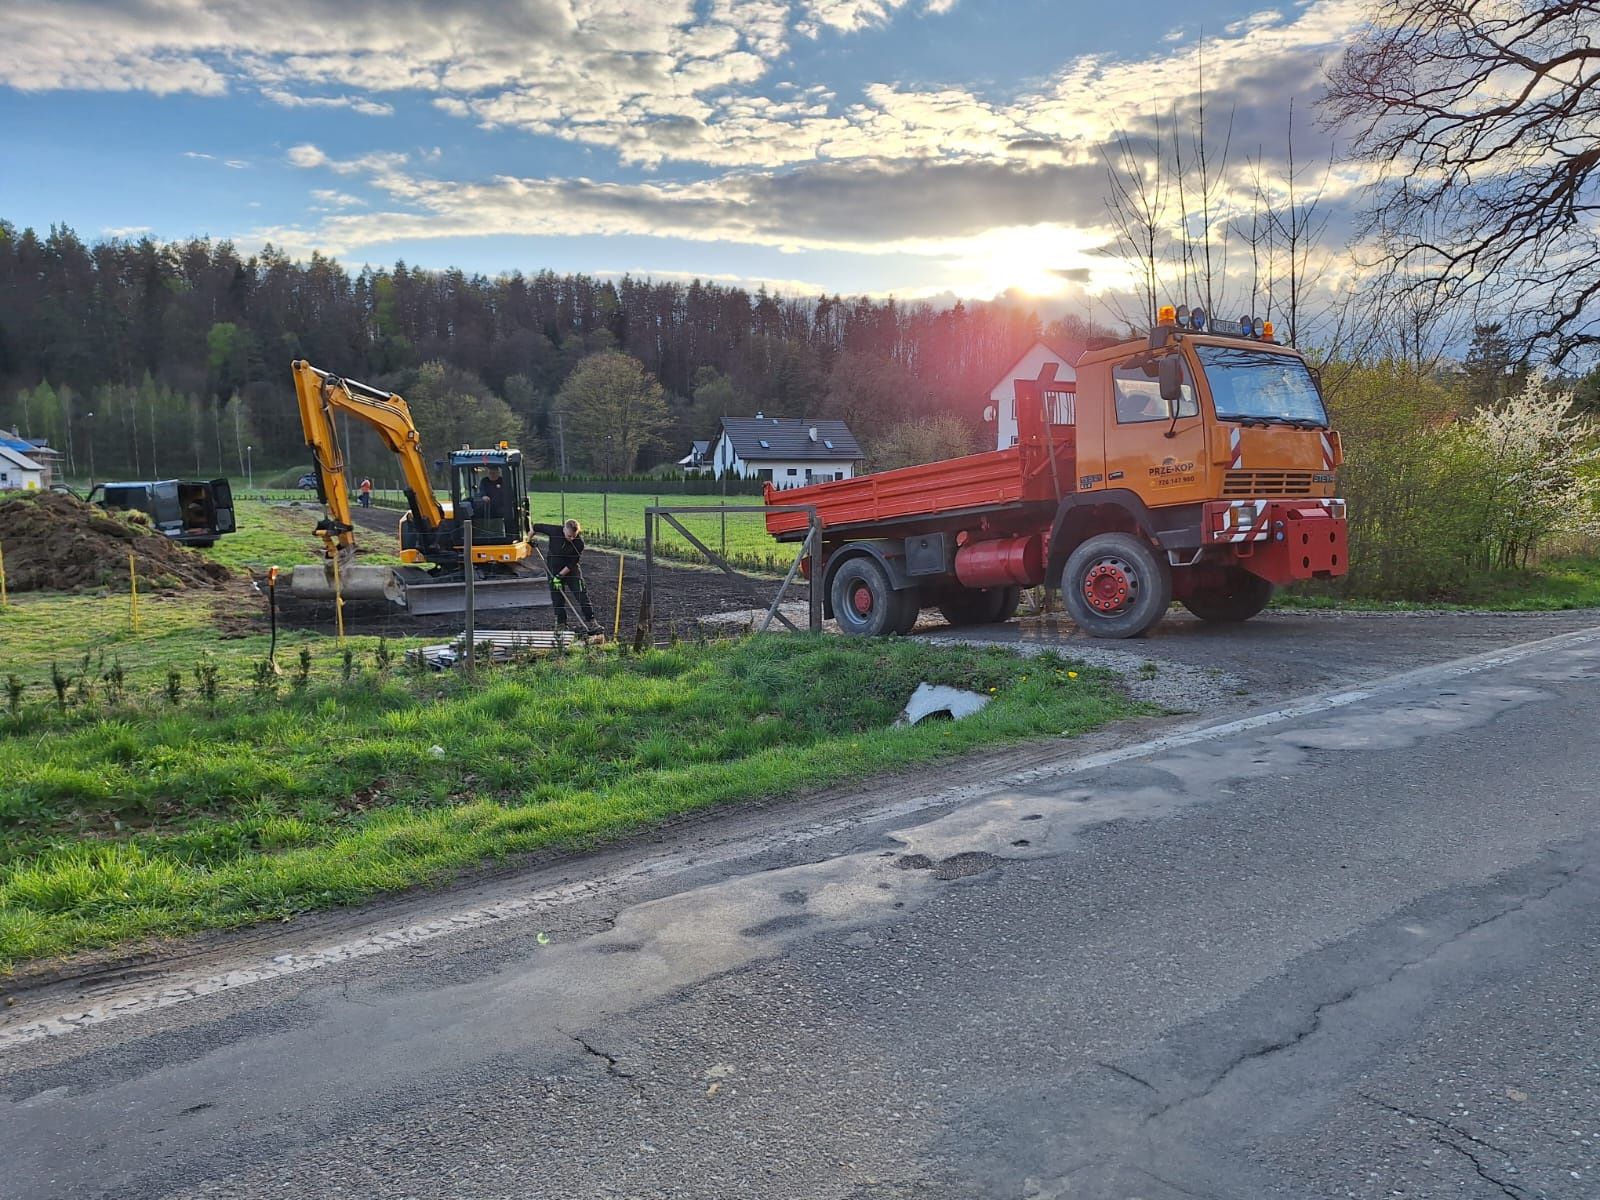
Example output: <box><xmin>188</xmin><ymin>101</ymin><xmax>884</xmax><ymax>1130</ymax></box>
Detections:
<box><xmin>85</xmin><ymin>411</ymin><xmax>95</xmax><ymax>488</ymax></box>
<box><xmin>555</xmin><ymin>411</ymin><xmax>568</xmax><ymax>477</ymax></box>
<box><xmin>246</xmin><ymin>445</ymin><xmax>253</xmax><ymax>490</ymax></box>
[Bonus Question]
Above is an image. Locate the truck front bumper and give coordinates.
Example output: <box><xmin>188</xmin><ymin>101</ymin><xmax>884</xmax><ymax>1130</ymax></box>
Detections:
<box><xmin>1205</xmin><ymin>499</ymin><xmax>1348</xmax><ymax>585</ymax></box>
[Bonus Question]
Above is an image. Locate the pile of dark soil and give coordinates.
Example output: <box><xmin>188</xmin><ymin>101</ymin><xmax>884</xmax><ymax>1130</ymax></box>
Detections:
<box><xmin>0</xmin><ymin>491</ymin><xmax>235</xmax><ymax>593</ymax></box>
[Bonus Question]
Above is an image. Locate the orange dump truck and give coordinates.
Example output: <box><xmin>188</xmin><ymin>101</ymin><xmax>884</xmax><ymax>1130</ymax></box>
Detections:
<box><xmin>764</xmin><ymin>308</ymin><xmax>1347</xmax><ymax>638</ymax></box>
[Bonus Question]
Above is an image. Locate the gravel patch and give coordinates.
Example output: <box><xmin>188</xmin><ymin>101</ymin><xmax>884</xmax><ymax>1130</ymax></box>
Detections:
<box><xmin>918</xmin><ymin>631</ymin><xmax>1241</xmax><ymax>711</ymax></box>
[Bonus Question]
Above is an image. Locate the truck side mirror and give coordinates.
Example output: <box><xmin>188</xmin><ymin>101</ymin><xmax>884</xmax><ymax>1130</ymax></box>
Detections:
<box><xmin>1158</xmin><ymin>356</ymin><xmax>1184</xmax><ymax>413</ymax></box>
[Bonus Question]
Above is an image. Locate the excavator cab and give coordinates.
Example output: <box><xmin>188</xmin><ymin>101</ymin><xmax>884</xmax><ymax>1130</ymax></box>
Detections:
<box><xmin>447</xmin><ymin>446</ymin><xmax>528</xmax><ymax>547</ymax></box>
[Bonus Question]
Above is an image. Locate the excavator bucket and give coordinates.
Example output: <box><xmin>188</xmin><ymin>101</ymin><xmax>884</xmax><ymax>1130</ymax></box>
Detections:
<box><xmin>286</xmin><ymin>564</ymin><xmax>393</xmax><ymax>602</ymax></box>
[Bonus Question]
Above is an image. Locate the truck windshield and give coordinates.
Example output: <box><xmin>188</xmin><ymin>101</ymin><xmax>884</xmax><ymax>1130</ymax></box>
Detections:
<box><xmin>1196</xmin><ymin>344</ymin><xmax>1328</xmax><ymax>427</ymax></box>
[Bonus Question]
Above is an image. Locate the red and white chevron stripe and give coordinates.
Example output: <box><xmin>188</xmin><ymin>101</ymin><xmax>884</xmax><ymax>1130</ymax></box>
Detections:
<box><xmin>1229</xmin><ymin>427</ymin><xmax>1243</xmax><ymax>470</ymax></box>
<box><xmin>1319</xmin><ymin>431</ymin><xmax>1335</xmax><ymax>472</ymax></box>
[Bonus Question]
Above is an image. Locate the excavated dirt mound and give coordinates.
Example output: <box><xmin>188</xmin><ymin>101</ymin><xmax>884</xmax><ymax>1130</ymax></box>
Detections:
<box><xmin>0</xmin><ymin>491</ymin><xmax>235</xmax><ymax>593</ymax></box>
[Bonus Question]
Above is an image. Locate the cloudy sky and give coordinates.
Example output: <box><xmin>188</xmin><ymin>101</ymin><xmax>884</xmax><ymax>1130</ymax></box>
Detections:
<box><xmin>0</xmin><ymin>0</ymin><xmax>1367</xmax><ymax>310</ymax></box>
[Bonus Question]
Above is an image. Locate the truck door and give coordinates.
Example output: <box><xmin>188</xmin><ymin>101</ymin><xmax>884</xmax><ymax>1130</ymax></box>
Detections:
<box><xmin>1102</xmin><ymin>353</ymin><xmax>1209</xmax><ymax>508</ymax></box>
<box><xmin>209</xmin><ymin>479</ymin><xmax>236</xmax><ymax>533</ymax></box>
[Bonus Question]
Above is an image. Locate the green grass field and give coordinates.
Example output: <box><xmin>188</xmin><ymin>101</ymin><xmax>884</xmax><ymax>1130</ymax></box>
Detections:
<box><xmin>0</xmin><ymin>636</ymin><xmax>1133</xmax><ymax>967</ymax></box>
<box><xmin>1277</xmin><ymin>556</ymin><xmax>1600</xmax><ymax>612</ymax></box>
<box><xmin>209</xmin><ymin>500</ymin><xmax>404</xmax><ymax>572</ymax></box>
<box><xmin>242</xmin><ymin>488</ymin><xmax>789</xmax><ymax>571</ymax></box>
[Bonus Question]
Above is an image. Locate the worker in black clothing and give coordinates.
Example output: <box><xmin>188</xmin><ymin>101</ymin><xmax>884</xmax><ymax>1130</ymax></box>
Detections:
<box><xmin>532</xmin><ymin>518</ymin><xmax>598</xmax><ymax>632</ymax></box>
<box><xmin>476</xmin><ymin>465</ymin><xmax>509</xmax><ymax>520</ymax></box>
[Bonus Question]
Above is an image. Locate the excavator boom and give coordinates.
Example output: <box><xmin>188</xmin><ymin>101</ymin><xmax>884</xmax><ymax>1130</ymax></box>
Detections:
<box><xmin>292</xmin><ymin>360</ymin><xmax>447</xmax><ymax>559</ymax></box>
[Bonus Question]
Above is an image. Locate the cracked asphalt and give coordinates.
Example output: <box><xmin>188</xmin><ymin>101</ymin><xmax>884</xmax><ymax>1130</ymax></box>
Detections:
<box><xmin>2</xmin><ymin>620</ymin><xmax>1598</xmax><ymax>1199</ymax></box>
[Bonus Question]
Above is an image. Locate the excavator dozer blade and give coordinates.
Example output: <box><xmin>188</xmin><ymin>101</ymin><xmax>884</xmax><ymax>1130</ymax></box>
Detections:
<box><xmin>384</xmin><ymin>566</ymin><xmax>552</xmax><ymax>616</ymax></box>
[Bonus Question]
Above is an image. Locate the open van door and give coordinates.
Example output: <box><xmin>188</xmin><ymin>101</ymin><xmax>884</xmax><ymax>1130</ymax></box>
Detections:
<box><xmin>210</xmin><ymin>479</ymin><xmax>236</xmax><ymax>533</ymax></box>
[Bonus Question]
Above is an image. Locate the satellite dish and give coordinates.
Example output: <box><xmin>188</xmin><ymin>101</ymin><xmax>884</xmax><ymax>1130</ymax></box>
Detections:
<box><xmin>982</xmin><ymin>404</ymin><xmax>997</xmax><ymax>423</ymax></box>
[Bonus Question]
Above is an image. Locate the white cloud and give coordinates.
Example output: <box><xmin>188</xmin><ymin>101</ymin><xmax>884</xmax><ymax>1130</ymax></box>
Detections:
<box><xmin>102</xmin><ymin>225</ymin><xmax>152</xmax><ymax>238</ymax></box>
<box><xmin>287</xmin><ymin>144</ymin><xmax>408</xmax><ymax>177</ymax></box>
<box><xmin>261</xmin><ymin>87</ymin><xmax>394</xmax><ymax>117</ymax></box>
<box><xmin>182</xmin><ymin>151</ymin><xmax>215</xmax><ymax>160</ymax></box>
<box><xmin>224</xmin><ymin>159</ymin><xmax>250</xmax><ymax>169</ymax></box>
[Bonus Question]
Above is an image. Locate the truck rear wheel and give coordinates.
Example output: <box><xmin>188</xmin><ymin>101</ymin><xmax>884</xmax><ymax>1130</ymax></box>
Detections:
<box><xmin>830</xmin><ymin>556</ymin><xmax>904</xmax><ymax>638</ymax></box>
<box><xmin>1062</xmin><ymin>533</ymin><xmax>1172</xmax><ymax>639</ymax></box>
<box><xmin>1180</xmin><ymin>568</ymin><xmax>1274</xmax><ymax>623</ymax></box>
<box><xmin>938</xmin><ymin>585</ymin><xmax>1019</xmax><ymax>627</ymax></box>
<box><xmin>892</xmin><ymin>589</ymin><xmax>922</xmax><ymax>635</ymax></box>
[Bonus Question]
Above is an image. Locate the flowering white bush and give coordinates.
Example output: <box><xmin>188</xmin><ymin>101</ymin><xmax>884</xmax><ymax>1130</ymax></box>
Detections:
<box><xmin>1461</xmin><ymin>374</ymin><xmax>1600</xmax><ymax>569</ymax></box>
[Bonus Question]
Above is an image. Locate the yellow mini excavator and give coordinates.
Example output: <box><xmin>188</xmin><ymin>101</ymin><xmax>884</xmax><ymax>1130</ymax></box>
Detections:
<box><xmin>288</xmin><ymin>360</ymin><xmax>548</xmax><ymax>614</ymax></box>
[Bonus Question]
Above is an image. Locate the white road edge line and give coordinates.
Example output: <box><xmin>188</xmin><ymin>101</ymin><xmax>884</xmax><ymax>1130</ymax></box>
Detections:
<box><xmin>4</xmin><ymin>625</ymin><xmax>1597</xmax><ymax>1053</ymax></box>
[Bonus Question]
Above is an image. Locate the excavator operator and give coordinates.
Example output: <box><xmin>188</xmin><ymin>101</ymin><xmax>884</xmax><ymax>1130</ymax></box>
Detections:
<box><xmin>476</xmin><ymin>466</ymin><xmax>509</xmax><ymax>519</ymax></box>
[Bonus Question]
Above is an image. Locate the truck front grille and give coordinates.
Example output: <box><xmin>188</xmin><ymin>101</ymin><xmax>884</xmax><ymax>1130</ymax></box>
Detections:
<box><xmin>1222</xmin><ymin>470</ymin><xmax>1321</xmax><ymax>497</ymax></box>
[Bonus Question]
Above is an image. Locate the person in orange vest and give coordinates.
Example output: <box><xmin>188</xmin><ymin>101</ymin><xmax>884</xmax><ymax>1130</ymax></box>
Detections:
<box><xmin>358</xmin><ymin>477</ymin><xmax>373</xmax><ymax>508</ymax></box>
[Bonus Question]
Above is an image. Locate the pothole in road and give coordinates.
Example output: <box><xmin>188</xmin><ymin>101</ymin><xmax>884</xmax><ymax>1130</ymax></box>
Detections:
<box><xmin>933</xmin><ymin>851</ymin><xmax>1000</xmax><ymax>880</ymax></box>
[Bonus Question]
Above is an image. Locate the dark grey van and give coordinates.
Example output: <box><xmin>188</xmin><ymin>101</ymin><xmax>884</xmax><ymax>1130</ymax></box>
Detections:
<box><xmin>91</xmin><ymin>478</ymin><xmax>236</xmax><ymax>547</ymax></box>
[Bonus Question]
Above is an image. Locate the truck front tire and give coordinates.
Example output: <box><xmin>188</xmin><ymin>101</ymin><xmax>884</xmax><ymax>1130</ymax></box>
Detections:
<box><xmin>1062</xmin><ymin>532</ymin><xmax>1172</xmax><ymax>639</ymax></box>
<box><xmin>830</xmin><ymin>556</ymin><xmax>906</xmax><ymax>637</ymax></box>
<box><xmin>1180</xmin><ymin>568</ymin><xmax>1274</xmax><ymax>623</ymax></box>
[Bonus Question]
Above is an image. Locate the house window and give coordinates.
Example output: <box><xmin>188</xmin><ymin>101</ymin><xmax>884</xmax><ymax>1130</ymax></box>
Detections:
<box><xmin>1010</xmin><ymin>435</ymin><xmax>1019</xmax><ymax>447</ymax></box>
<box><xmin>758</xmin><ymin>468</ymin><xmax>774</xmax><ymax>482</ymax></box>
<box><xmin>786</xmin><ymin>468</ymin><xmax>798</xmax><ymax>476</ymax></box>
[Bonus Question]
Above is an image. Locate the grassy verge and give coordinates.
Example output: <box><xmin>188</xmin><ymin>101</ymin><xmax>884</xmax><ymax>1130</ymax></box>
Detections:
<box><xmin>0</xmin><ymin>591</ymin><xmax>418</xmax><ymax>695</ymax></box>
<box><xmin>0</xmin><ymin>637</ymin><xmax>1137</xmax><ymax>968</ymax></box>
<box><xmin>209</xmin><ymin>500</ymin><xmax>404</xmax><ymax>572</ymax></box>
<box><xmin>1277</xmin><ymin>556</ymin><xmax>1600</xmax><ymax>612</ymax></box>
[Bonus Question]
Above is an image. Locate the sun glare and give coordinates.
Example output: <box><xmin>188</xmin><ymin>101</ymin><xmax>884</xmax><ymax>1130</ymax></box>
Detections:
<box><xmin>947</xmin><ymin>224</ymin><xmax>1116</xmax><ymax>300</ymax></box>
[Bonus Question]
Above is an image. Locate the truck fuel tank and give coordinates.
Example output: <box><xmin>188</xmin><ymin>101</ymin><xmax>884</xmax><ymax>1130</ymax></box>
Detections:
<box><xmin>954</xmin><ymin>534</ymin><xmax>1044</xmax><ymax>589</ymax></box>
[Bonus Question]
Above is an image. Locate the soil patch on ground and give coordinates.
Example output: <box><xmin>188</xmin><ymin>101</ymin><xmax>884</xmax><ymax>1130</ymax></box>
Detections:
<box><xmin>212</xmin><ymin>506</ymin><xmax>812</xmax><ymax>640</ymax></box>
<box><xmin>0</xmin><ymin>491</ymin><xmax>234</xmax><ymax>594</ymax></box>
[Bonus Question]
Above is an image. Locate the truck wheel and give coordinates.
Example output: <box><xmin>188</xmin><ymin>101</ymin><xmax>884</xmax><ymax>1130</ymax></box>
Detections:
<box><xmin>893</xmin><ymin>588</ymin><xmax>922</xmax><ymax>635</ymax></box>
<box><xmin>830</xmin><ymin>556</ymin><xmax>902</xmax><ymax>638</ymax></box>
<box><xmin>1181</xmin><ymin>569</ymin><xmax>1274</xmax><ymax>623</ymax></box>
<box><xmin>938</xmin><ymin>585</ymin><xmax>1014</xmax><ymax>627</ymax></box>
<box><xmin>1062</xmin><ymin>533</ymin><xmax>1172</xmax><ymax>639</ymax></box>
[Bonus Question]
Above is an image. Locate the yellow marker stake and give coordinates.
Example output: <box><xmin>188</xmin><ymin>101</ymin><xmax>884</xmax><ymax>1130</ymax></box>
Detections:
<box><xmin>330</xmin><ymin>551</ymin><xmax>346</xmax><ymax>644</ymax></box>
<box><xmin>0</xmin><ymin>538</ymin><xmax>7</xmax><ymax>608</ymax></box>
<box><xmin>128</xmin><ymin>551</ymin><xmax>140</xmax><ymax>632</ymax></box>
<box><xmin>613</xmin><ymin>551</ymin><xmax>625</xmax><ymax>641</ymax></box>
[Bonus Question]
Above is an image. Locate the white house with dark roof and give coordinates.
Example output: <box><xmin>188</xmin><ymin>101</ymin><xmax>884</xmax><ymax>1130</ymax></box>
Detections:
<box><xmin>676</xmin><ymin>439</ymin><xmax>712</xmax><ymax>474</ymax></box>
<box><xmin>988</xmin><ymin>339</ymin><xmax>1079</xmax><ymax>450</ymax></box>
<box><xmin>711</xmin><ymin>414</ymin><xmax>863</xmax><ymax>489</ymax></box>
<box><xmin>0</xmin><ymin>442</ymin><xmax>45</xmax><ymax>491</ymax></box>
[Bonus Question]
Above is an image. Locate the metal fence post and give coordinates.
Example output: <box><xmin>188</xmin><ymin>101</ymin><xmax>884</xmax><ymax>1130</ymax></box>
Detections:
<box><xmin>462</xmin><ymin>517</ymin><xmax>476</xmax><ymax>676</ymax></box>
<box><xmin>808</xmin><ymin>514</ymin><xmax>822</xmax><ymax>633</ymax></box>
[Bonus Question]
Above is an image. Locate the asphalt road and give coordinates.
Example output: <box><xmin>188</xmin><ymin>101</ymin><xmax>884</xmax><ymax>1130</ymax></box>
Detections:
<box><xmin>3</xmin><ymin>619</ymin><xmax>1599</xmax><ymax>1199</ymax></box>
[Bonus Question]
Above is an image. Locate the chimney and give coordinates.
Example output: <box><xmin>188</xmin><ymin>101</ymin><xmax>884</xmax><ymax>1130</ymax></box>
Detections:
<box><xmin>755</xmin><ymin>410</ymin><xmax>764</xmax><ymax>420</ymax></box>
<box><xmin>808</xmin><ymin>426</ymin><xmax>818</xmax><ymax>442</ymax></box>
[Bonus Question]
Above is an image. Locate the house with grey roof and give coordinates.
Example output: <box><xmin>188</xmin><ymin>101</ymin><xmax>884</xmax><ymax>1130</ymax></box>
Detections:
<box><xmin>676</xmin><ymin>439</ymin><xmax>711</xmax><ymax>474</ymax></box>
<box><xmin>712</xmin><ymin>414</ymin><xmax>863</xmax><ymax>489</ymax></box>
<box><xmin>0</xmin><ymin>442</ymin><xmax>46</xmax><ymax>491</ymax></box>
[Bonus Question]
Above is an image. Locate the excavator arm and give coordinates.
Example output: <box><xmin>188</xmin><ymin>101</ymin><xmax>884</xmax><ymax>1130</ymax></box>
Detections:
<box><xmin>291</xmin><ymin>360</ymin><xmax>445</xmax><ymax>561</ymax></box>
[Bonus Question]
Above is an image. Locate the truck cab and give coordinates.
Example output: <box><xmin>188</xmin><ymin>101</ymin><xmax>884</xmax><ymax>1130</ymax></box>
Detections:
<box><xmin>1041</xmin><ymin>310</ymin><xmax>1345</xmax><ymax>634</ymax></box>
<box><xmin>94</xmin><ymin>478</ymin><xmax>236</xmax><ymax>548</ymax></box>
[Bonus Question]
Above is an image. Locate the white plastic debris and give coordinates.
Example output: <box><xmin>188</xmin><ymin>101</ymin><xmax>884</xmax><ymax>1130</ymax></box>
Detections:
<box><xmin>896</xmin><ymin>682</ymin><xmax>991</xmax><ymax>727</ymax></box>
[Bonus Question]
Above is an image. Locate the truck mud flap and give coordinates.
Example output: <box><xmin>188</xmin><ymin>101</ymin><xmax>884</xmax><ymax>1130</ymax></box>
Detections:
<box><xmin>384</xmin><ymin>566</ymin><xmax>551</xmax><ymax>615</ymax></box>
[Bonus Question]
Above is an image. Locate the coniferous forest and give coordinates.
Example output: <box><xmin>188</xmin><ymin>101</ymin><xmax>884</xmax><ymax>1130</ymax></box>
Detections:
<box><xmin>0</xmin><ymin>222</ymin><xmax>1106</xmax><ymax>480</ymax></box>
